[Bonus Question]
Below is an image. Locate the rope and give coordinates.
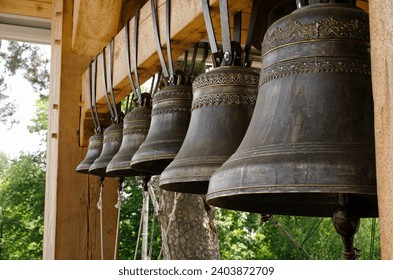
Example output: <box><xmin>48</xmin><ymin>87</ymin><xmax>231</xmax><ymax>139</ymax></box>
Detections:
<box><xmin>158</xmin><ymin>192</ymin><xmax>181</xmax><ymax>260</ymax></box>
<box><xmin>148</xmin><ymin>213</ymin><xmax>156</xmax><ymax>259</ymax></box>
<box><xmin>113</xmin><ymin>178</ymin><xmax>123</xmax><ymax>260</ymax></box>
<box><xmin>97</xmin><ymin>177</ymin><xmax>104</xmax><ymax>260</ymax></box>
<box><xmin>134</xmin><ymin>201</ymin><xmax>144</xmax><ymax>260</ymax></box>
<box><xmin>301</xmin><ymin>217</ymin><xmax>324</xmax><ymax>246</ymax></box>
<box><xmin>268</xmin><ymin>215</ymin><xmax>312</xmax><ymax>259</ymax></box>
<box><xmin>370</xmin><ymin>217</ymin><xmax>376</xmax><ymax>259</ymax></box>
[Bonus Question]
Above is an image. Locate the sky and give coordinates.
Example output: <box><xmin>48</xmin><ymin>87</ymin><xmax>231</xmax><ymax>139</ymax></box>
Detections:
<box><xmin>0</xmin><ymin>72</ymin><xmax>43</xmax><ymax>158</ymax></box>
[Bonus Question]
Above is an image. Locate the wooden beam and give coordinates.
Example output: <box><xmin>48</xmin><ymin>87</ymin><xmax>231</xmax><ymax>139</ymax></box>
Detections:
<box><xmin>79</xmin><ymin>0</ymin><xmax>253</xmax><ymax>145</ymax></box>
<box><xmin>43</xmin><ymin>0</ymin><xmax>119</xmax><ymax>260</ymax></box>
<box><xmin>71</xmin><ymin>0</ymin><xmax>123</xmax><ymax>55</ymax></box>
<box><xmin>0</xmin><ymin>0</ymin><xmax>52</xmax><ymax>19</ymax></box>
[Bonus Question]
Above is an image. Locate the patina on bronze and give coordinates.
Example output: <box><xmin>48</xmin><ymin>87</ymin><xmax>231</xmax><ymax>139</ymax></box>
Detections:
<box><xmin>130</xmin><ymin>0</ymin><xmax>192</xmax><ymax>175</ymax></box>
<box><xmin>89</xmin><ymin>40</ymin><xmax>123</xmax><ymax>177</ymax></box>
<box><xmin>76</xmin><ymin>59</ymin><xmax>104</xmax><ymax>174</ymax></box>
<box><xmin>207</xmin><ymin>0</ymin><xmax>377</xmax><ymax>218</ymax></box>
<box><xmin>106</xmin><ymin>11</ymin><xmax>153</xmax><ymax>177</ymax></box>
<box><xmin>159</xmin><ymin>0</ymin><xmax>260</xmax><ymax>194</ymax></box>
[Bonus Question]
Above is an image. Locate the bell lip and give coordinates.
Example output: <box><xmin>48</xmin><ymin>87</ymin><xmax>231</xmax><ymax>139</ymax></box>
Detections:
<box><xmin>159</xmin><ymin>180</ymin><xmax>209</xmax><ymax>195</ymax></box>
<box><xmin>75</xmin><ymin>167</ymin><xmax>90</xmax><ymax>174</ymax></box>
<box><xmin>206</xmin><ymin>193</ymin><xmax>378</xmax><ymax>218</ymax></box>
<box><xmin>130</xmin><ymin>156</ymin><xmax>178</xmax><ymax>175</ymax></box>
<box><xmin>206</xmin><ymin>190</ymin><xmax>378</xmax><ymax>218</ymax></box>
<box><xmin>106</xmin><ymin>161</ymin><xmax>143</xmax><ymax>177</ymax></box>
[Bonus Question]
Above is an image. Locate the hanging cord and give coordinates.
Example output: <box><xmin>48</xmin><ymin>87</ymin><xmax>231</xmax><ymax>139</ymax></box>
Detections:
<box><xmin>133</xmin><ymin>176</ymin><xmax>151</xmax><ymax>260</ymax></box>
<box><xmin>97</xmin><ymin>177</ymin><xmax>105</xmax><ymax>260</ymax></box>
<box><xmin>158</xmin><ymin>192</ymin><xmax>181</xmax><ymax>260</ymax></box>
<box><xmin>113</xmin><ymin>177</ymin><xmax>124</xmax><ymax>260</ymax></box>
<box><xmin>262</xmin><ymin>214</ymin><xmax>312</xmax><ymax>259</ymax></box>
<box><xmin>147</xmin><ymin>183</ymin><xmax>159</xmax><ymax>259</ymax></box>
<box><xmin>141</xmin><ymin>184</ymin><xmax>150</xmax><ymax>260</ymax></box>
<box><xmin>134</xmin><ymin>202</ymin><xmax>144</xmax><ymax>260</ymax></box>
<box><xmin>301</xmin><ymin>217</ymin><xmax>324</xmax><ymax>247</ymax></box>
<box><xmin>370</xmin><ymin>217</ymin><xmax>376</xmax><ymax>259</ymax></box>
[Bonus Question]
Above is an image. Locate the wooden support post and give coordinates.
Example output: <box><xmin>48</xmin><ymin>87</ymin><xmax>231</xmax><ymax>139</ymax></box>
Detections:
<box><xmin>369</xmin><ymin>0</ymin><xmax>393</xmax><ymax>260</ymax></box>
<box><xmin>43</xmin><ymin>0</ymin><xmax>118</xmax><ymax>259</ymax></box>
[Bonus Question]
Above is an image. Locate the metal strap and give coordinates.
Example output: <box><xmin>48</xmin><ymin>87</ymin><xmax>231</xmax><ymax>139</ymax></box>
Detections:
<box><xmin>92</xmin><ymin>57</ymin><xmax>102</xmax><ymax>132</ymax></box>
<box><xmin>245</xmin><ymin>0</ymin><xmax>260</xmax><ymax>66</ymax></box>
<box><xmin>133</xmin><ymin>9</ymin><xmax>142</xmax><ymax>102</ymax></box>
<box><xmin>233</xmin><ymin>11</ymin><xmax>242</xmax><ymax>44</ymax></box>
<box><xmin>108</xmin><ymin>39</ymin><xmax>119</xmax><ymax>121</ymax></box>
<box><xmin>150</xmin><ymin>0</ymin><xmax>169</xmax><ymax>78</ymax></box>
<box><xmin>188</xmin><ymin>46</ymin><xmax>198</xmax><ymax>80</ymax></box>
<box><xmin>101</xmin><ymin>46</ymin><xmax>115</xmax><ymax>120</ymax></box>
<box><xmin>166</xmin><ymin>0</ymin><xmax>175</xmax><ymax>84</ymax></box>
<box><xmin>201</xmin><ymin>0</ymin><xmax>220</xmax><ymax>67</ymax></box>
<box><xmin>219</xmin><ymin>0</ymin><xmax>232</xmax><ymax>65</ymax></box>
<box><xmin>125</xmin><ymin>19</ymin><xmax>138</xmax><ymax>102</ymax></box>
<box><xmin>88</xmin><ymin>62</ymin><xmax>98</xmax><ymax>130</ymax></box>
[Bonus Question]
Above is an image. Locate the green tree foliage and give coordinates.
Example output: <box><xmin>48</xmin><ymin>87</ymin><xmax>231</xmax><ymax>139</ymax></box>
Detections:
<box><xmin>118</xmin><ymin>177</ymin><xmax>161</xmax><ymax>260</ymax></box>
<box><xmin>0</xmin><ymin>40</ymin><xmax>49</xmax><ymax>93</ymax></box>
<box><xmin>0</xmin><ymin>76</ymin><xmax>17</xmax><ymax>127</ymax></box>
<box><xmin>0</xmin><ymin>40</ymin><xmax>49</xmax><ymax>128</ymax></box>
<box><xmin>0</xmin><ymin>152</ymin><xmax>46</xmax><ymax>259</ymax></box>
<box><xmin>216</xmin><ymin>210</ymin><xmax>380</xmax><ymax>260</ymax></box>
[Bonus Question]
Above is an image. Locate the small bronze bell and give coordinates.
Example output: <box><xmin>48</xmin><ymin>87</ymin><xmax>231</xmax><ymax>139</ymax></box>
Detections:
<box><xmin>76</xmin><ymin>59</ymin><xmax>104</xmax><ymax>174</ymax></box>
<box><xmin>106</xmin><ymin>95</ymin><xmax>152</xmax><ymax>176</ymax></box>
<box><xmin>130</xmin><ymin>84</ymin><xmax>192</xmax><ymax>174</ymax></box>
<box><xmin>76</xmin><ymin>132</ymin><xmax>103</xmax><ymax>174</ymax></box>
<box><xmin>130</xmin><ymin>0</ymin><xmax>193</xmax><ymax>175</ymax></box>
<box><xmin>207</xmin><ymin>0</ymin><xmax>377</xmax><ymax>218</ymax></box>
<box><xmin>106</xmin><ymin>14</ymin><xmax>153</xmax><ymax>177</ymax></box>
<box><xmin>89</xmin><ymin>40</ymin><xmax>123</xmax><ymax>177</ymax></box>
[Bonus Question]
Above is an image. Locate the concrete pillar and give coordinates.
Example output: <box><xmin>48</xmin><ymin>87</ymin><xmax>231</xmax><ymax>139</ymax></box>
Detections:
<box><xmin>369</xmin><ymin>0</ymin><xmax>393</xmax><ymax>260</ymax></box>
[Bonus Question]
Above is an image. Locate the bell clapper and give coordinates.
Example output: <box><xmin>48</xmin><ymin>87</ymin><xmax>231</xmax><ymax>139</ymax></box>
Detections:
<box><xmin>332</xmin><ymin>194</ymin><xmax>361</xmax><ymax>260</ymax></box>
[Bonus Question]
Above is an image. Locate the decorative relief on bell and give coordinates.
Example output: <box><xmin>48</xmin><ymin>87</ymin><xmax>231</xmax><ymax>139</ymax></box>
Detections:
<box><xmin>192</xmin><ymin>71</ymin><xmax>259</xmax><ymax>89</ymax></box>
<box><xmin>260</xmin><ymin>59</ymin><xmax>371</xmax><ymax>86</ymax></box>
<box><xmin>102</xmin><ymin>123</ymin><xmax>123</xmax><ymax>143</ymax></box>
<box><xmin>191</xmin><ymin>93</ymin><xmax>257</xmax><ymax>110</ymax></box>
<box><xmin>261</xmin><ymin>17</ymin><xmax>369</xmax><ymax>55</ymax></box>
<box><xmin>87</xmin><ymin>133</ymin><xmax>103</xmax><ymax>150</ymax></box>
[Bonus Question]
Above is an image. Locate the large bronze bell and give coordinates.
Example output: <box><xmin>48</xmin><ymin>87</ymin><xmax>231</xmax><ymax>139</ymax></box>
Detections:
<box><xmin>159</xmin><ymin>0</ymin><xmax>259</xmax><ymax>194</ymax></box>
<box><xmin>207</xmin><ymin>0</ymin><xmax>378</xmax><ymax>218</ymax></box>
<box><xmin>106</xmin><ymin>95</ymin><xmax>152</xmax><ymax>176</ymax></box>
<box><xmin>159</xmin><ymin>66</ymin><xmax>258</xmax><ymax>194</ymax></box>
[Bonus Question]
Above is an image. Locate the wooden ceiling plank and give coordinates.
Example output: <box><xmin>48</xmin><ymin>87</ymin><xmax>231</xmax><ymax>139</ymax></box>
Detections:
<box><xmin>71</xmin><ymin>0</ymin><xmax>123</xmax><ymax>56</ymax></box>
<box><xmin>0</xmin><ymin>0</ymin><xmax>52</xmax><ymax>19</ymax></box>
